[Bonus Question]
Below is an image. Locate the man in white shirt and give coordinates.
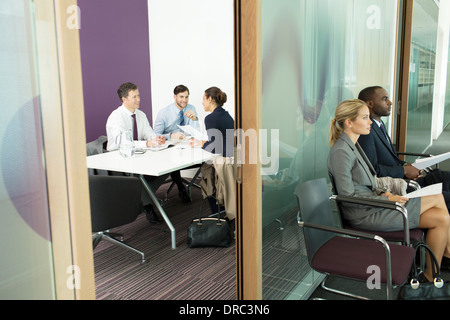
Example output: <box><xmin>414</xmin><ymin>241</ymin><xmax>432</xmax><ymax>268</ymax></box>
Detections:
<box><xmin>106</xmin><ymin>82</ymin><xmax>164</xmax><ymax>150</ymax></box>
<box><xmin>106</xmin><ymin>82</ymin><xmax>165</xmax><ymax>223</ymax></box>
<box><xmin>153</xmin><ymin>85</ymin><xmax>201</xmax><ymax>203</ymax></box>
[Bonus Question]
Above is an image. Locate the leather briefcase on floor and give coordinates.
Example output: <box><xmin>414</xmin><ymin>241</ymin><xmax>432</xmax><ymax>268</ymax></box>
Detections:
<box><xmin>187</xmin><ymin>197</ymin><xmax>231</xmax><ymax>248</ymax></box>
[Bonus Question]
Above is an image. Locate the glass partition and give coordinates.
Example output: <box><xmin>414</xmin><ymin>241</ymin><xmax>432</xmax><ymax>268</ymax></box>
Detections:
<box><xmin>406</xmin><ymin>0</ymin><xmax>439</xmax><ymax>153</ymax></box>
<box><xmin>445</xmin><ymin>34</ymin><xmax>450</xmax><ymax>128</ymax></box>
<box><xmin>0</xmin><ymin>0</ymin><xmax>55</xmax><ymax>299</ymax></box>
<box><xmin>260</xmin><ymin>0</ymin><xmax>399</xmax><ymax>299</ymax></box>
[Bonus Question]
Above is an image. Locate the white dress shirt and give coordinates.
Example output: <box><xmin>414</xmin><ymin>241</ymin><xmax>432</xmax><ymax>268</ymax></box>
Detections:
<box><xmin>106</xmin><ymin>105</ymin><xmax>156</xmax><ymax>151</ymax></box>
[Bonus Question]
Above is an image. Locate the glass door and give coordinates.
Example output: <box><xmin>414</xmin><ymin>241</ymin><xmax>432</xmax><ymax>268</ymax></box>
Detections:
<box><xmin>0</xmin><ymin>0</ymin><xmax>55</xmax><ymax>299</ymax></box>
<box><xmin>1</xmin><ymin>0</ymin><xmax>95</xmax><ymax>300</ymax></box>
<box><xmin>405</xmin><ymin>0</ymin><xmax>439</xmax><ymax>154</ymax></box>
<box><xmin>445</xmin><ymin>34</ymin><xmax>450</xmax><ymax>127</ymax></box>
<box><xmin>259</xmin><ymin>0</ymin><xmax>400</xmax><ymax>299</ymax></box>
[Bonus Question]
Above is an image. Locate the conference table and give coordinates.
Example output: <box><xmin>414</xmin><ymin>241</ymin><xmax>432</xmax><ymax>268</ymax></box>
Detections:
<box><xmin>86</xmin><ymin>143</ymin><xmax>216</xmax><ymax>249</ymax></box>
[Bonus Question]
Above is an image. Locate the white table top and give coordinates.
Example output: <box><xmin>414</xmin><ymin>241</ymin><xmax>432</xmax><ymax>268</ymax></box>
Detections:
<box><xmin>87</xmin><ymin>145</ymin><xmax>215</xmax><ymax>176</ymax></box>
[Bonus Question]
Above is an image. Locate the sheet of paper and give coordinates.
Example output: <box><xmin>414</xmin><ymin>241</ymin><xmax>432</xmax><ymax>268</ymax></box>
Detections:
<box><xmin>178</xmin><ymin>125</ymin><xmax>208</xmax><ymax>141</ymax></box>
<box><xmin>144</xmin><ymin>140</ymin><xmax>179</xmax><ymax>151</ymax></box>
<box><xmin>412</xmin><ymin>152</ymin><xmax>450</xmax><ymax>170</ymax></box>
<box><xmin>405</xmin><ymin>183</ymin><xmax>442</xmax><ymax>199</ymax></box>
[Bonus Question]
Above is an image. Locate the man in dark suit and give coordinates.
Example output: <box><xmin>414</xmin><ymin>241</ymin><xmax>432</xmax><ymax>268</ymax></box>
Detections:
<box><xmin>357</xmin><ymin>86</ymin><xmax>450</xmax><ymax>209</ymax></box>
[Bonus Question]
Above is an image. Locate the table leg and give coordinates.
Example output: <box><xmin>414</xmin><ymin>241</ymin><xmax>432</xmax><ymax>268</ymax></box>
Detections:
<box><xmin>139</xmin><ymin>175</ymin><xmax>177</xmax><ymax>249</ymax></box>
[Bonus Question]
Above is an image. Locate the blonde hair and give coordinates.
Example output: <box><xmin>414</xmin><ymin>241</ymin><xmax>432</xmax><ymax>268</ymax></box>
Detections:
<box><xmin>329</xmin><ymin>99</ymin><xmax>368</xmax><ymax>147</ymax></box>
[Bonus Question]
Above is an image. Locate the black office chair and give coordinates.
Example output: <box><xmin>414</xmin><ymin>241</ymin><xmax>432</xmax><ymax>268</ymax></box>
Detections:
<box><xmin>90</xmin><ymin>175</ymin><xmax>147</xmax><ymax>264</ymax></box>
<box><xmin>164</xmin><ymin>165</ymin><xmax>203</xmax><ymax>202</ymax></box>
<box><xmin>328</xmin><ymin>172</ymin><xmax>424</xmax><ymax>246</ymax></box>
<box><xmin>296</xmin><ymin>178</ymin><xmax>415</xmax><ymax>300</ymax></box>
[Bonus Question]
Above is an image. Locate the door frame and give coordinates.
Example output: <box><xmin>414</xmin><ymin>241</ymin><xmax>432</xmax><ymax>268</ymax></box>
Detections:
<box><xmin>234</xmin><ymin>0</ymin><xmax>263</xmax><ymax>300</ymax></box>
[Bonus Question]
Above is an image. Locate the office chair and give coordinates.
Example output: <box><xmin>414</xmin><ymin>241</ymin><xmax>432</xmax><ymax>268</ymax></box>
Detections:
<box><xmin>296</xmin><ymin>178</ymin><xmax>415</xmax><ymax>300</ymax></box>
<box><xmin>328</xmin><ymin>172</ymin><xmax>424</xmax><ymax>246</ymax></box>
<box><xmin>164</xmin><ymin>165</ymin><xmax>202</xmax><ymax>202</ymax></box>
<box><xmin>90</xmin><ymin>175</ymin><xmax>147</xmax><ymax>264</ymax></box>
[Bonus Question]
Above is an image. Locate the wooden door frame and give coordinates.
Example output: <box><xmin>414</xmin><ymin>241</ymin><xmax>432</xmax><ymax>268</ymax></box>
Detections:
<box><xmin>35</xmin><ymin>0</ymin><xmax>95</xmax><ymax>300</ymax></box>
<box><xmin>234</xmin><ymin>0</ymin><xmax>263</xmax><ymax>300</ymax></box>
<box><xmin>396</xmin><ymin>0</ymin><xmax>414</xmax><ymax>154</ymax></box>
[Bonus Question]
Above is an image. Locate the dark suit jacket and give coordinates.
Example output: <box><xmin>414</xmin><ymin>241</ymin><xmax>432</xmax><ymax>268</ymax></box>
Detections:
<box><xmin>358</xmin><ymin>118</ymin><xmax>406</xmax><ymax>178</ymax></box>
<box><xmin>203</xmin><ymin>107</ymin><xmax>235</xmax><ymax>158</ymax></box>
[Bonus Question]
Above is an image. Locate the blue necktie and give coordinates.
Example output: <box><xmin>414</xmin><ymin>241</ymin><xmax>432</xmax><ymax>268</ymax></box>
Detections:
<box><xmin>380</xmin><ymin>122</ymin><xmax>390</xmax><ymax>144</ymax></box>
<box><xmin>179</xmin><ymin>110</ymin><xmax>185</xmax><ymax>126</ymax></box>
<box><xmin>380</xmin><ymin>121</ymin><xmax>397</xmax><ymax>153</ymax></box>
<box><xmin>132</xmin><ymin>114</ymin><xmax>138</xmax><ymax>140</ymax></box>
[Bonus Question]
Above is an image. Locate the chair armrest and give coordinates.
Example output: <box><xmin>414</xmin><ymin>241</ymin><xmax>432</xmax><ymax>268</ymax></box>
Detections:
<box><xmin>407</xmin><ymin>179</ymin><xmax>421</xmax><ymax>190</ymax></box>
<box><xmin>397</xmin><ymin>152</ymin><xmax>433</xmax><ymax>158</ymax></box>
<box><xmin>397</xmin><ymin>152</ymin><xmax>438</xmax><ymax>170</ymax></box>
<box><xmin>298</xmin><ymin>220</ymin><xmax>382</xmax><ymax>242</ymax></box>
<box><xmin>298</xmin><ymin>220</ymin><xmax>392</xmax><ymax>271</ymax></box>
<box><xmin>331</xmin><ymin>195</ymin><xmax>410</xmax><ymax>246</ymax></box>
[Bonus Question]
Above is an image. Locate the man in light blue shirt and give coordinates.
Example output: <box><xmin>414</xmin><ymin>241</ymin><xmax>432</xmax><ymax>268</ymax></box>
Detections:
<box><xmin>154</xmin><ymin>85</ymin><xmax>200</xmax><ymax>140</ymax></box>
<box><xmin>154</xmin><ymin>85</ymin><xmax>200</xmax><ymax>203</ymax></box>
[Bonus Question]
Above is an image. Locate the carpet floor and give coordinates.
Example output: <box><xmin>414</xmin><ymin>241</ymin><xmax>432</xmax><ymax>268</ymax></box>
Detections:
<box><xmin>93</xmin><ymin>182</ymin><xmax>236</xmax><ymax>300</ymax></box>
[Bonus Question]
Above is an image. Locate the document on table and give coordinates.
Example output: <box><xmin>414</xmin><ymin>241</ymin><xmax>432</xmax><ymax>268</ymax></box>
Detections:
<box><xmin>178</xmin><ymin>125</ymin><xmax>208</xmax><ymax>141</ymax></box>
<box><xmin>412</xmin><ymin>152</ymin><xmax>450</xmax><ymax>170</ymax></box>
<box><xmin>143</xmin><ymin>141</ymin><xmax>179</xmax><ymax>151</ymax></box>
<box><xmin>406</xmin><ymin>183</ymin><xmax>442</xmax><ymax>199</ymax></box>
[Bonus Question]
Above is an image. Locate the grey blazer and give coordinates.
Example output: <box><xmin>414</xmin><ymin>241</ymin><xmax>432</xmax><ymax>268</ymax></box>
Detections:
<box><xmin>327</xmin><ymin>132</ymin><xmax>421</xmax><ymax>231</ymax></box>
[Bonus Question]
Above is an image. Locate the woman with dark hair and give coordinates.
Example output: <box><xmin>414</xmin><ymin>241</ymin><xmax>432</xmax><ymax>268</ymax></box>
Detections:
<box><xmin>190</xmin><ymin>87</ymin><xmax>234</xmax><ymax>157</ymax></box>
<box><xmin>190</xmin><ymin>87</ymin><xmax>235</xmax><ymax>221</ymax></box>
<box><xmin>328</xmin><ymin>99</ymin><xmax>450</xmax><ymax>282</ymax></box>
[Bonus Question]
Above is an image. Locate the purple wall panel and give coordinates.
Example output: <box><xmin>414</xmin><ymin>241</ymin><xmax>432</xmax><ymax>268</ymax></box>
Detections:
<box><xmin>79</xmin><ymin>0</ymin><xmax>152</xmax><ymax>142</ymax></box>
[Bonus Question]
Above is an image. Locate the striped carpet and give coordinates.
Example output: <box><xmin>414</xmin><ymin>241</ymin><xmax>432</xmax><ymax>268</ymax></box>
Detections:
<box><xmin>93</xmin><ymin>177</ymin><xmax>309</xmax><ymax>300</ymax></box>
<box><xmin>93</xmin><ymin>181</ymin><xmax>236</xmax><ymax>300</ymax></box>
<box><xmin>262</xmin><ymin>208</ymin><xmax>311</xmax><ymax>300</ymax></box>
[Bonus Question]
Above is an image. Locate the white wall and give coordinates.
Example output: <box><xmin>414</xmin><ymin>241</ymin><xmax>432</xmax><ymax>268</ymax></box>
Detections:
<box><xmin>432</xmin><ymin>0</ymin><xmax>450</xmax><ymax>139</ymax></box>
<box><xmin>148</xmin><ymin>0</ymin><xmax>235</xmax><ymax>134</ymax></box>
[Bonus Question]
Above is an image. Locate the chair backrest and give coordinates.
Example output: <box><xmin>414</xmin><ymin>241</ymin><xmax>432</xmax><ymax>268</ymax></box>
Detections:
<box><xmin>328</xmin><ymin>172</ymin><xmax>337</xmax><ymax>195</ymax></box>
<box><xmin>295</xmin><ymin>178</ymin><xmax>337</xmax><ymax>264</ymax></box>
<box><xmin>89</xmin><ymin>175</ymin><xmax>143</xmax><ymax>232</ymax></box>
<box><xmin>86</xmin><ymin>136</ymin><xmax>109</xmax><ymax>176</ymax></box>
<box><xmin>328</xmin><ymin>171</ymin><xmax>348</xmax><ymax>226</ymax></box>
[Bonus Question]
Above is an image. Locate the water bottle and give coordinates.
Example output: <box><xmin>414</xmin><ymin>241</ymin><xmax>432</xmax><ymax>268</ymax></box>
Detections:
<box><xmin>117</xmin><ymin>130</ymin><xmax>135</xmax><ymax>158</ymax></box>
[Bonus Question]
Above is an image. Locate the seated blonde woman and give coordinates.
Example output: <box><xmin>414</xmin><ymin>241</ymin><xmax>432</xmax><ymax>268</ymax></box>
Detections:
<box><xmin>328</xmin><ymin>99</ymin><xmax>450</xmax><ymax>282</ymax></box>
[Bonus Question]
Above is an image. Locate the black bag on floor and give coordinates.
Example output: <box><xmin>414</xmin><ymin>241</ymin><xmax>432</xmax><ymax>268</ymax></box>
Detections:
<box><xmin>187</xmin><ymin>197</ymin><xmax>231</xmax><ymax>248</ymax></box>
<box><xmin>398</xmin><ymin>242</ymin><xmax>450</xmax><ymax>300</ymax></box>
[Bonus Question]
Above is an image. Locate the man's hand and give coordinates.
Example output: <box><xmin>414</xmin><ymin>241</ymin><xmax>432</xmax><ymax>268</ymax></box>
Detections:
<box><xmin>156</xmin><ymin>135</ymin><xmax>165</xmax><ymax>145</ymax></box>
<box><xmin>146</xmin><ymin>135</ymin><xmax>165</xmax><ymax>148</ymax></box>
<box><xmin>184</xmin><ymin>111</ymin><xmax>197</xmax><ymax>121</ymax></box>
<box><xmin>404</xmin><ymin>163</ymin><xmax>423</xmax><ymax>180</ymax></box>
<box><xmin>171</xmin><ymin>132</ymin><xmax>185</xmax><ymax>140</ymax></box>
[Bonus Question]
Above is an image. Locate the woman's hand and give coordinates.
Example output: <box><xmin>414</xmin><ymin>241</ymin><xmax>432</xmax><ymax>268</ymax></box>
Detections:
<box><xmin>188</xmin><ymin>138</ymin><xmax>204</xmax><ymax>147</ymax></box>
<box><xmin>381</xmin><ymin>191</ymin><xmax>409</xmax><ymax>205</ymax></box>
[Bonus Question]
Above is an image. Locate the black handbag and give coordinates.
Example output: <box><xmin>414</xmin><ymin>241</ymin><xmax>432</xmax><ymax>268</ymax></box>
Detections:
<box><xmin>187</xmin><ymin>197</ymin><xmax>231</xmax><ymax>248</ymax></box>
<box><xmin>398</xmin><ymin>242</ymin><xmax>450</xmax><ymax>300</ymax></box>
